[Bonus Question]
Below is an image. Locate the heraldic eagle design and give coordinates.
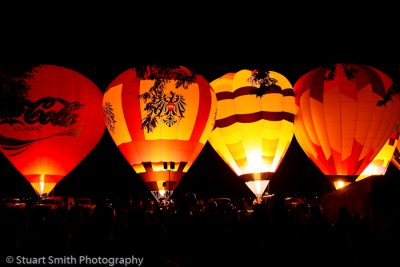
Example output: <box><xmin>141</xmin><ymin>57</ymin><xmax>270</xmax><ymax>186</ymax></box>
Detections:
<box><xmin>155</xmin><ymin>91</ymin><xmax>187</xmax><ymax>127</ymax></box>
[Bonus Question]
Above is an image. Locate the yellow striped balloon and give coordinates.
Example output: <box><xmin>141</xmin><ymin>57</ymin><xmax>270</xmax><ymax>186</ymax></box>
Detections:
<box><xmin>208</xmin><ymin>69</ymin><xmax>296</xmax><ymax>193</ymax></box>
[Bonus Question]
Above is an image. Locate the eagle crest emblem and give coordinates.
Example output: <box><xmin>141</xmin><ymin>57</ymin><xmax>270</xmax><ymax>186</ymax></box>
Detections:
<box><xmin>141</xmin><ymin>90</ymin><xmax>186</xmax><ymax>132</ymax></box>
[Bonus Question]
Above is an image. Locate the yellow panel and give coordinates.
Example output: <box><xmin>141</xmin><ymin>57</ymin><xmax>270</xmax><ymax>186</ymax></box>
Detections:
<box><xmin>261</xmin><ymin>93</ymin><xmax>285</xmax><ymax>112</ymax></box>
<box><xmin>103</xmin><ymin>84</ymin><xmax>132</xmax><ymax>146</ymax></box>
<box><xmin>132</xmin><ymin>164</ymin><xmax>146</xmax><ymax>173</ymax></box>
<box><xmin>262</xmin><ymin>121</ymin><xmax>286</xmax><ymax>139</ymax></box>
<box><xmin>269</xmin><ymin>71</ymin><xmax>293</xmax><ymax>90</ymax></box>
<box><xmin>357</xmin><ymin>136</ymin><xmax>398</xmax><ymax>181</ymax></box>
<box><xmin>262</xmin><ymin>139</ymin><xmax>278</xmax><ymax>157</ymax></box>
<box><xmin>208</xmin><ymin>129</ymin><xmax>242</xmax><ymax>175</ymax></box>
<box><xmin>216</xmin><ymin>98</ymin><xmax>236</xmax><ymax>119</ymax></box>
<box><xmin>240</xmin><ymin>121</ymin><xmax>263</xmax><ymax>140</ymax></box>
<box><xmin>182</xmin><ymin>162</ymin><xmax>191</xmax><ymax>172</ymax></box>
<box><xmin>199</xmin><ymin>88</ymin><xmax>218</xmax><ymax>144</ymax></box>
<box><xmin>219</xmin><ymin>123</ymin><xmax>243</xmax><ymax>141</ymax></box>
<box><xmin>234</xmin><ymin>94</ymin><xmax>263</xmax><ymax>114</ymax></box>
<box><xmin>227</xmin><ymin>141</ymin><xmax>246</xmax><ymax>159</ymax></box>
<box><xmin>142</xmin><ymin>80</ymin><xmax>198</xmax><ymax>141</ymax></box>
<box><xmin>231</xmin><ymin>69</ymin><xmax>253</xmax><ymax>87</ymax></box>
<box><xmin>210</xmin><ymin>76</ymin><xmax>234</xmax><ymax>93</ymax></box>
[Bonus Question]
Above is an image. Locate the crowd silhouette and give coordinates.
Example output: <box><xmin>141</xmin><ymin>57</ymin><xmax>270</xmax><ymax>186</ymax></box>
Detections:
<box><xmin>1</xmin><ymin>192</ymin><xmax>398</xmax><ymax>267</ymax></box>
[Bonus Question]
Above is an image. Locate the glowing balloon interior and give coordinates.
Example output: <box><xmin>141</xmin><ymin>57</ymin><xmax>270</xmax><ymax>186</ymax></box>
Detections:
<box><xmin>103</xmin><ymin>65</ymin><xmax>217</xmax><ymax>199</ymax></box>
<box><xmin>208</xmin><ymin>69</ymin><xmax>297</xmax><ymax>191</ymax></box>
<box><xmin>391</xmin><ymin>134</ymin><xmax>400</xmax><ymax>170</ymax></box>
<box><xmin>0</xmin><ymin>64</ymin><xmax>106</xmax><ymax>196</ymax></box>
<box><xmin>356</xmin><ymin>120</ymin><xmax>399</xmax><ymax>181</ymax></box>
<box><xmin>293</xmin><ymin>64</ymin><xmax>400</xmax><ymax>189</ymax></box>
<box><xmin>245</xmin><ymin>180</ymin><xmax>270</xmax><ymax>199</ymax></box>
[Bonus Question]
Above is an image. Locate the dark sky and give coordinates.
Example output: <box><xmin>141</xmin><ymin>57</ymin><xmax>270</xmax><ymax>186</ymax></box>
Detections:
<box><xmin>2</xmin><ymin>61</ymin><xmax>400</xmax><ymax>200</ymax></box>
<box><xmin>1</xmin><ymin>4</ymin><xmax>400</xmax><ymax>201</ymax></box>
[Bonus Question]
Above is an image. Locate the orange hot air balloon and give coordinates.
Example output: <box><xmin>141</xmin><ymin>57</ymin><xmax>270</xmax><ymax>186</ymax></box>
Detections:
<box><xmin>0</xmin><ymin>64</ymin><xmax>106</xmax><ymax>196</ymax></box>
<box><xmin>207</xmin><ymin>69</ymin><xmax>297</xmax><ymax>200</ymax></box>
<box><xmin>391</xmin><ymin>134</ymin><xmax>400</xmax><ymax>170</ymax></box>
<box><xmin>293</xmin><ymin>64</ymin><xmax>400</xmax><ymax>190</ymax></box>
<box><xmin>356</xmin><ymin>119</ymin><xmax>400</xmax><ymax>181</ymax></box>
<box><xmin>102</xmin><ymin>65</ymin><xmax>217</xmax><ymax>200</ymax></box>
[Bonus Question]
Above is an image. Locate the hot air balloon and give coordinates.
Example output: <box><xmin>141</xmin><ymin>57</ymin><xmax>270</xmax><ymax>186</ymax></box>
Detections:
<box><xmin>356</xmin><ymin>119</ymin><xmax>400</xmax><ymax>181</ymax></box>
<box><xmin>293</xmin><ymin>63</ymin><xmax>400</xmax><ymax>190</ymax></box>
<box><xmin>391</xmin><ymin>136</ymin><xmax>400</xmax><ymax>170</ymax></box>
<box><xmin>0</xmin><ymin>64</ymin><xmax>106</xmax><ymax>196</ymax></box>
<box><xmin>207</xmin><ymin>69</ymin><xmax>297</xmax><ymax>201</ymax></box>
<box><xmin>102</xmin><ymin>65</ymin><xmax>217</xmax><ymax>201</ymax></box>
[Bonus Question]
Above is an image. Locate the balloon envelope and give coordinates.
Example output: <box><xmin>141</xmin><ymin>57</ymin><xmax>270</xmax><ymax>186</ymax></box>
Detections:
<box><xmin>0</xmin><ymin>64</ymin><xmax>106</xmax><ymax>195</ymax></box>
<box><xmin>103</xmin><ymin>65</ymin><xmax>217</xmax><ymax>196</ymax></box>
<box><xmin>357</xmin><ymin>120</ymin><xmax>399</xmax><ymax>181</ymax></box>
<box><xmin>293</xmin><ymin>64</ymin><xmax>400</xmax><ymax>189</ymax></box>
<box><xmin>208</xmin><ymin>69</ymin><xmax>296</xmax><ymax>196</ymax></box>
<box><xmin>391</xmin><ymin>133</ymin><xmax>400</xmax><ymax>170</ymax></box>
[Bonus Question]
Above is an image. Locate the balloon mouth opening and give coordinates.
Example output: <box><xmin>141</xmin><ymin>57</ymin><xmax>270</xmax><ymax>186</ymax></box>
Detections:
<box><xmin>327</xmin><ymin>175</ymin><xmax>358</xmax><ymax>190</ymax></box>
<box><xmin>240</xmin><ymin>172</ymin><xmax>274</xmax><ymax>182</ymax></box>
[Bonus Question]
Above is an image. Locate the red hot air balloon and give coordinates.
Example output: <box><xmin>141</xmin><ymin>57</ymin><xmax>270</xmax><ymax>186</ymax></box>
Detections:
<box><xmin>103</xmin><ymin>65</ymin><xmax>217</xmax><ymax>200</ymax></box>
<box><xmin>0</xmin><ymin>64</ymin><xmax>106</xmax><ymax>196</ymax></box>
<box><xmin>294</xmin><ymin>64</ymin><xmax>400</xmax><ymax>190</ymax></box>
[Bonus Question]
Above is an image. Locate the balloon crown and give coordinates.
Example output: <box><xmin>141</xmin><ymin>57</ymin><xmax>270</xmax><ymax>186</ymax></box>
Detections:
<box><xmin>136</xmin><ymin>64</ymin><xmax>197</xmax><ymax>133</ymax></box>
<box><xmin>248</xmin><ymin>69</ymin><xmax>281</xmax><ymax>98</ymax></box>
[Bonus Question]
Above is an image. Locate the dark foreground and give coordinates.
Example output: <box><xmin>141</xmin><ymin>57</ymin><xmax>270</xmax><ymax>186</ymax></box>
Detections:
<box><xmin>1</xmin><ymin>194</ymin><xmax>399</xmax><ymax>267</ymax></box>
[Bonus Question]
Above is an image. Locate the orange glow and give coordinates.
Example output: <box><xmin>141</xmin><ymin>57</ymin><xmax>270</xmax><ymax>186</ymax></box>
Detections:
<box><xmin>391</xmin><ymin>129</ymin><xmax>400</xmax><ymax>170</ymax></box>
<box><xmin>333</xmin><ymin>180</ymin><xmax>351</xmax><ymax>190</ymax></box>
<box><xmin>208</xmin><ymin>69</ymin><xmax>296</xmax><ymax>187</ymax></box>
<box><xmin>103</xmin><ymin>65</ymin><xmax>217</xmax><ymax>194</ymax></box>
<box><xmin>245</xmin><ymin>180</ymin><xmax>270</xmax><ymax>198</ymax></box>
<box><xmin>0</xmin><ymin>64</ymin><xmax>105</xmax><ymax>196</ymax></box>
<box><xmin>357</xmin><ymin>122</ymin><xmax>399</xmax><ymax>181</ymax></box>
<box><xmin>293</xmin><ymin>64</ymin><xmax>400</xmax><ymax>189</ymax></box>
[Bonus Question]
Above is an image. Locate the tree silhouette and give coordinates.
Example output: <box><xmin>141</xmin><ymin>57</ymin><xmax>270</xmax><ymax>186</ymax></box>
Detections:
<box><xmin>0</xmin><ymin>64</ymin><xmax>40</xmax><ymax>122</ymax></box>
<box><xmin>302</xmin><ymin>63</ymin><xmax>400</xmax><ymax>106</ymax></box>
<box><xmin>248</xmin><ymin>69</ymin><xmax>281</xmax><ymax>97</ymax></box>
<box><xmin>324</xmin><ymin>63</ymin><xmax>400</xmax><ymax>107</ymax></box>
<box><xmin>136</xmin><ymin>64</ymin><xmax>196</xmax><ymax>133</ymax></box>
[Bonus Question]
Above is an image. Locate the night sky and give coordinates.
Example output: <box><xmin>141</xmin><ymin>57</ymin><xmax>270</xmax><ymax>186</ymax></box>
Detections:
<box><xmin>1</xmin><ymin>60</ymin><xmax>400</xmax><ymax>200</ymax></box>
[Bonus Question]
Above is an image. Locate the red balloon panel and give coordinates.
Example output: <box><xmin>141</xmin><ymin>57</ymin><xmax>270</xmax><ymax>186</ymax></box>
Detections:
<box><xmin>294</xmin><ymin>64</ymin><xmax>400</xmax><ymax>177</ymax></box>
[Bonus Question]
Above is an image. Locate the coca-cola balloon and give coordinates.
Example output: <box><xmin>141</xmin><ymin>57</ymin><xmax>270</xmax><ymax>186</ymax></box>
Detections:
<box><xmin>0</xmin><ymin>64</ymin><xmax>105</xmax><ymax>196</ymax></box>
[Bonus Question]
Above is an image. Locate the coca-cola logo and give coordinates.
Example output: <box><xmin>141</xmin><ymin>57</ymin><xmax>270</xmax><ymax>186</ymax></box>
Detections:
<box><xmin>0</xmin><ymin>97</ymin><xmax>85</xmax><ymax>156</ymax></box>
<box><xmin>0</xmin><ymin>97</ymin><xmax>84</xmax><ymax>128</ymax></box>
<box><xmin>24</xmin><ymin>97</ymin><xmax>84</xmax><ymax>127</ymax></box>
